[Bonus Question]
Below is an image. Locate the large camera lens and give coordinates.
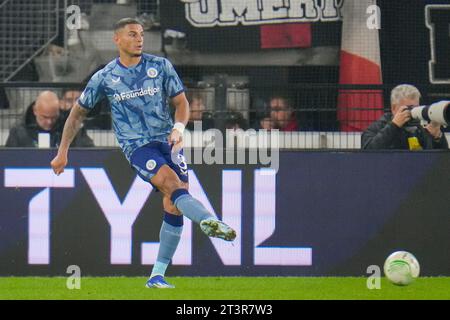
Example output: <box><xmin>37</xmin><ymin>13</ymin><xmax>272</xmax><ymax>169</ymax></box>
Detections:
<box><xmin>410</xmin><ymin>101</ymin><xmax>450</xmax><ymax>126</ymax></box>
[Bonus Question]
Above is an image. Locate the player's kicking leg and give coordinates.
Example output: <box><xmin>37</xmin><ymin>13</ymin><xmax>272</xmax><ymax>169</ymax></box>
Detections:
<box><xmin>151</xmin><ymin>165</ymin><xmax>237</xmax><ymax>241</ymax></box>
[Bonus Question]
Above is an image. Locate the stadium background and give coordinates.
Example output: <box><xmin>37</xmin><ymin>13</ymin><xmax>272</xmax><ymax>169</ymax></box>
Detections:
<box><xmin>0</xmin><ymin>0</ymin><xmax>449</xmax><ymax>279</ymax></box>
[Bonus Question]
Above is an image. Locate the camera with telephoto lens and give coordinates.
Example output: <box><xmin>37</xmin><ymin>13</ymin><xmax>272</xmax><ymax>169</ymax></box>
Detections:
<box><xmin>405</xmin><ymin>101</ymin><xmax>450</xmax><ymax>127</ymax></box>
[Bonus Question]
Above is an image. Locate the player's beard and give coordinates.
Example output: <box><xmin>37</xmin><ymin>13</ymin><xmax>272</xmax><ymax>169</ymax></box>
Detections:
<box><xmin>132</xmin><ymin>52</ymin><xmax>142</xmax><ymax>57</ymax></box>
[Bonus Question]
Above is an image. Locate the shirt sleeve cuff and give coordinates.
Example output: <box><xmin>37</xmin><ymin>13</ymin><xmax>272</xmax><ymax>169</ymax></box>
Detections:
<box><xmin>77</xmin><ymin>99</ymin><xmax>91</xmax><ymax>110</ymax></box>
<box><xmin>169</xmin><ymin>89</ymin><xmax>185</xmax><ymax>98</ymax></box>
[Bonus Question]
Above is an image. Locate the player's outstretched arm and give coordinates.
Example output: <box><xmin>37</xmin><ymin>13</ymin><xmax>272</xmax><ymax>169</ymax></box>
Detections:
<box><xmin>51</xmin><ymin>103</ymin><xmax>89</xmax><ymax>175</ymax></box>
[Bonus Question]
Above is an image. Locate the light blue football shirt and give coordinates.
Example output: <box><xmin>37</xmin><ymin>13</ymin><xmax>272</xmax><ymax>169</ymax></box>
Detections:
<box><xmin>78</xmin><ymin>53</ymin><xmax>185</xmax><ymax>160</ymax></box>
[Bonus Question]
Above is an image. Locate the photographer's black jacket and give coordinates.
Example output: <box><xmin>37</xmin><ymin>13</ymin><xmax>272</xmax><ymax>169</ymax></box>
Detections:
<box><xmin>361</xmin><ymin>113</ymin><xmax>448</xmax><ymax>150</ymax></box>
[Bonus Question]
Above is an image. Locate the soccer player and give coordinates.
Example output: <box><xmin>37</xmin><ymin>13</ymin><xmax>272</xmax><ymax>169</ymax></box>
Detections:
<box><xmin>50</xmin><ymin>18</ymin><xmax>236</xmax><ymax>289</ymax></box>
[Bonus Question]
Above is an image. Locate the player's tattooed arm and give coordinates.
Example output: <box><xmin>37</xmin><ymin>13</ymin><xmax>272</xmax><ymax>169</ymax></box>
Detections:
<box><xmin>51</xmin><ymin>103</ymin><xmax>89</xmax><ymax>175</ymax></box>
<box><xmin>59</xmin><ymin>103</ymin><xmax>89</xmax><ymax>152</ymax></box>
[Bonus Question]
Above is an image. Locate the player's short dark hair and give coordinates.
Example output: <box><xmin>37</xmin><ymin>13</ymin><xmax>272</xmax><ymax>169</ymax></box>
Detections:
<box><xmin>113</xmin><ymin>18</ymin><xmax>144</xmax><ymax>32</ymax></box>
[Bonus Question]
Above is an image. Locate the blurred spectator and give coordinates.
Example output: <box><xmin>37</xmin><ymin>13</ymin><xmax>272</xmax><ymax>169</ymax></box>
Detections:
<box><xmin>5</xmin><ymin>90</ymin><xmax>94</xmax><ymax>148</ymax></box>
<box><xmin>186</xmin><ymin>91</ymin><xmax>214</xmax><ymax>130</ymax></box>
<box><xmin>189</xmin><ymin>92</ymin><xmax>205</xmax><ymax>122</ymax></box>
<box><xmin>225</xmin><ymin>111</ymin><xmax>248</xmax><ymax>130</ymax></box>
<box><xmin>259</xmin><ymin>95</ymin><xmax>299</xmax><ymax>131</ymax></box>
<box><xmin>60</xmin><ymin>89</ymin><xmax>82</xmax><ymax>112</ymax></box>
<box><xmin>60</xmin><ymin>89</ymin><xmax>82</xmax><ymax>124</ymax></box>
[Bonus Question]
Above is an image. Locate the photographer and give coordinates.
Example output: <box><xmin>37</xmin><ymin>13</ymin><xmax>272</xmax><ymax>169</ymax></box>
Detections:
<box><xmin>361</xmin><ymin>84</ymin><xmax>448</xmax><ymax>150</ymax></box>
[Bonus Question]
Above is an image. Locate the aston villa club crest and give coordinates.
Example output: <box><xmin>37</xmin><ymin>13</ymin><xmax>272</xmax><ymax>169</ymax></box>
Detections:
<box><xmin>146</xmin><ymin>159</ymin><xmax>157</xmax><ymax>171</ymax></box>
<box><xmin>147</xmin><ymin>68</ymin><xmax>158</xmax><ymax>78</ymax></box>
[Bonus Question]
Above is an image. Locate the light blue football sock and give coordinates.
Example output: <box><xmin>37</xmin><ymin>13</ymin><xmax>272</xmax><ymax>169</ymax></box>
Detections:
<box><xmin>150</xmin><ymin>213</ymin><xmax>183</xmax><ymax>278</ymax></box>
<box><xmin>171</xmin><ymin>189</ymin><xmax>214</xmax><ymax>224</ymax></box>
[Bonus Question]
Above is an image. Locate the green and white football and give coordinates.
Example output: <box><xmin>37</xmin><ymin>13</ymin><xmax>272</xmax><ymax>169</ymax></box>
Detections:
<box><xmin>384</xmin><ymin>251</ymin><xmax>420</xmax><ymax>286</ymax></box>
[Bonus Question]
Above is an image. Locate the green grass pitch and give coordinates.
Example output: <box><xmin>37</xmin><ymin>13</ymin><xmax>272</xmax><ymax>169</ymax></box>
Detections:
<box><xmin>0</xmin><ymin>277</ymin><xmax>449</xmax><ymax>300</ymax></box>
